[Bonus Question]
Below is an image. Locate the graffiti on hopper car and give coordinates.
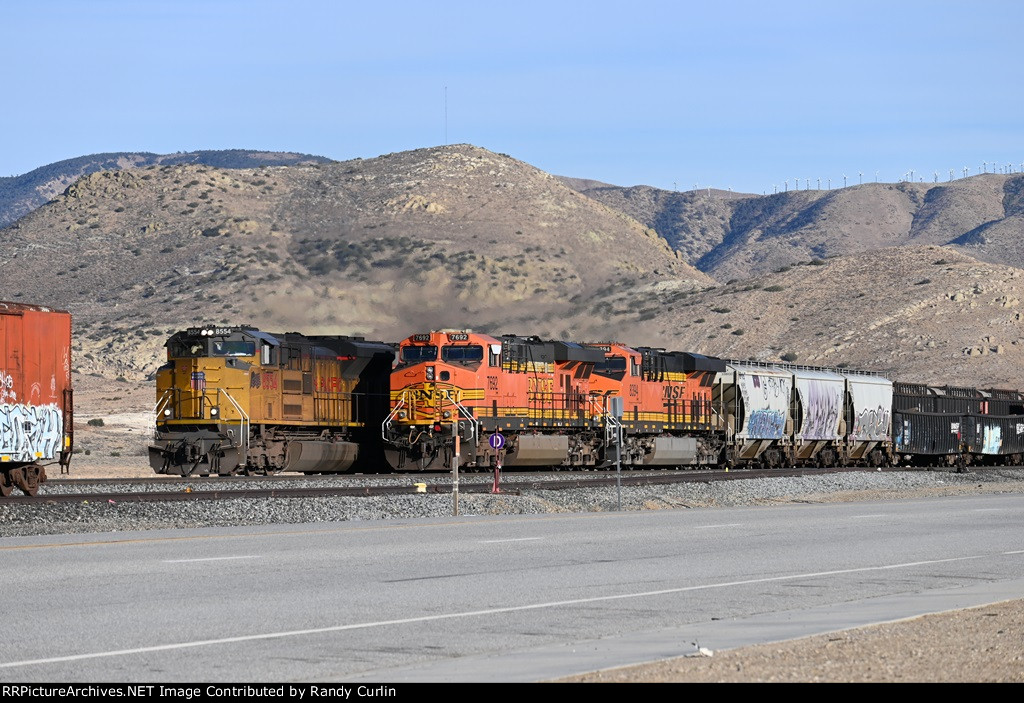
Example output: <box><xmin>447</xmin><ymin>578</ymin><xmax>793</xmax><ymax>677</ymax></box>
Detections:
<box><xmin>0</xmin><ymin>403</ymin><xmax>63</xmax><ymax>461</ymax></box>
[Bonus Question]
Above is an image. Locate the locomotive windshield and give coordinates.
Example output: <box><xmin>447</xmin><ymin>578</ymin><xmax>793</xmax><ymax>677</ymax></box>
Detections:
<box><xmin>212</xmin><ymin>340</ymin><xmax>256</xmax><ymax>357</ymax></box>
<box><xmin>593</xmin><ymin>356</ymin><xmax>627</xmax><ymax>376</ymax></box>
<box><xmin>441</xmin><ymin>345</ymin><xmax>483</xmax><ymax>362</ymax></box>
<box><xmin>169</xmin><ymin>337</ymin><xmax>207</xmax><ymax>358</ymax></box>
<box><xmin>400</xmin><ymin>345</ymin><xmax>438</xmax><ymax>363</ymax></box>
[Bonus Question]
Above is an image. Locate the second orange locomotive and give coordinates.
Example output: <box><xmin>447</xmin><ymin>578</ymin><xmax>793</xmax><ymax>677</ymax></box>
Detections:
<box><xmin>382</xmin><ymin>330</ymin><xmax>725</xmax><ymax>470</ymax></box>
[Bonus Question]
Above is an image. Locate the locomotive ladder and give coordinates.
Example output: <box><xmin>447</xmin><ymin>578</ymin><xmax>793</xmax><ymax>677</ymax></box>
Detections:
<box><xmin>217</xmin><ymin>388</ymin><xmax>250</xmax><ymax>463</ymax></box>
<box><xmin>588</xmin><ymin>395</ymin><xmax>623</xmax><ymax>460</ymax></box>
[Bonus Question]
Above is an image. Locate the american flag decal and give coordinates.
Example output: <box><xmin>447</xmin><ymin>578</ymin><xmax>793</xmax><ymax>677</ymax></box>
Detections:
<box><xmin>191</xmin><ymin>372</ymin><xmax>206</xmax><ymax>391</ymax></box>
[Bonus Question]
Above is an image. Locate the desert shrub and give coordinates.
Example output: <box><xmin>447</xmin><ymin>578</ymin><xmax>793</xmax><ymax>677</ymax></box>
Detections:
<box><xmin>781</xmin><ymin>352</ymin><xmax>799</xmax><ymax>362</ymax></box>
<box><xmin>87</xmin><ymin>418</ymin><xmax>105</xmax><ymax>427</ymax></box>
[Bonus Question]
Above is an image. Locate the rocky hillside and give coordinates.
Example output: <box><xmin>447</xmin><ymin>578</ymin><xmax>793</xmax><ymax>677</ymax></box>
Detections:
<box><xmin>597</xmin><ymin>245</ymin><xmax>1024</xmax><ymax>388</ymax></box>
<box><xmin>0</xmin><ymin>150</ymin><xmax>333</xmax><ymax>228</ymax></box>
<box><xmin>0</xmin><ymin>145</ymin><xmax>705</xmax><ymax>379</ymax></box>
<box><xmin>567</xmin><ymin>175</ymin><xmax>1024</xmax><ymax>282</ymax></box>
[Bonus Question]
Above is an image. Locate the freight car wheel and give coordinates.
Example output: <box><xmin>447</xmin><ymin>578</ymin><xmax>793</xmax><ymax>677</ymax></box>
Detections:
<box><xmin>22</xmin><ymin>467</ymin><xmax>41</xmax><ymax>496</ymax></box>
<box><xmin>0</xmin><ymin>472</ymin><xmax>12</xmax><ymax>497</ymax></box>
<box><xmin>10</xmin><ymin>467</ymin><xmax>42</xmax><ymax>497</ymax></box>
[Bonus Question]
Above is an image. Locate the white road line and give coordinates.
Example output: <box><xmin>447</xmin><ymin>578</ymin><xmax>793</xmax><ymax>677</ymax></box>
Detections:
<box><xmin>4</xmin><ymin>549</ymin><xmax>1018</xmax><ymax>670</ymax></box>
<box><xmin>852</xmin><ymin>514</ymin><xmax>886</xmax><ymax>519</ymax></box>
<box><xmin>973</xmin><ymin>509</ymin><xmax>1004</xmax><ymax>512</ymax></box>
<box><xmin>479</xmin><ymin>537</ymin><xmax>544</xmax><ymax>544</ymax></box>
<box><xmin>692</xmin><ymin>524</ymin><xmax>743</xmax><ymax>529</ymax></box>
<box><xmin>163</xmin><ymin>556</ymin><xmax>260</xmax><ymax>563</ymax></box>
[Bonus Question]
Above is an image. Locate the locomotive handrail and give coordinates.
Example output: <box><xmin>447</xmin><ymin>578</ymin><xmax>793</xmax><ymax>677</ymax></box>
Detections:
<box><xmin>726</xmin><ymin>358</ymin><xmax>888</xmax><ymax>378</ymax></box>
<box><xmin>381</xmin><ymin>391</ymin><xmax>409</xmax><ymax>440</ymax></box>
<box><xmin>217</xmin><ymin>388</ymin><xmax>249</xmax><ymax>462</ymax></box>
<box><xmin>441</xmin><ymin>389</ymin><xmax>480</xmax><ymax>445</ymax></box>
<box><xmin>587</xmin><ymin>394</ymin><xmax>623</xmax><ymax>466</ymax></box>
<box><xmin>154</xmin><ymin>390</ymin><xmax>172</xmax><ymax>417</ymax></box>
<box><xmin>587</xmin><ymin>394</ymin><xmax>622</xmax><ymax>434</ymax></box>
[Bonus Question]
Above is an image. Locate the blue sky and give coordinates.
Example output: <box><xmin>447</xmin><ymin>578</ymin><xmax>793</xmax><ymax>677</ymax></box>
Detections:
<box><xmin>3</xmin><ymin>1</ymin><xmax>1022</xmax><ymax>193</ymax></box>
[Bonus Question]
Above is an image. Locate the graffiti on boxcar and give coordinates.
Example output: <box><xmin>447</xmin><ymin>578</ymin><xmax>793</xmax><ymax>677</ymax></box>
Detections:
<box><xmin>0</xmin><ymin>403</ymin><xmax>63</xmax><ymax>461</ymax></box>
<box><xmin>895</xmin><ymin>419</ymin><xmax>910</xmax><ymax>451</ymax></box>
<box><xmin>983</xmin><ymin>424</ymin><xmax>1002</xmax><ymax>454</ymax></box>
<box><xmin>853</xmin><ymin>405</ymin><xmax>891</xmax><ymax>441</ymax></box>
<box><xmin>753</xmin><ymin>374</ymin><xmax>787</xmax><ymax>401</ymax></box>
<box><xmin>0</xmin><ymin>371</ymin><xmax>15</xmax><ymax>404</ymax></box>
<box><xmin>802</xmin><ymin>379</ymin><xmax>842</xmax><ymax>439</ymax></box>
<box><xmin>747</xmin><ymin>408</ymin><xmax>785</xmax><ymax>438</ymax></box>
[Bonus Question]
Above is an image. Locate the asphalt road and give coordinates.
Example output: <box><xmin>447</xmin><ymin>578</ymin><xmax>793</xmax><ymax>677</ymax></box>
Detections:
<box><xmin>2</xmin><ymin>493</ymin><xmax>1023</xmax><ymax>682</ymax></box>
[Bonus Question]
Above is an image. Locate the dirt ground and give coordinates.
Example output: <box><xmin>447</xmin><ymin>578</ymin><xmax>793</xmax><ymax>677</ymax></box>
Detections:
<box><xmin>555</xmin><ymin>598</ymin><xmax>1024</xmax><ymax>683</ymax></box>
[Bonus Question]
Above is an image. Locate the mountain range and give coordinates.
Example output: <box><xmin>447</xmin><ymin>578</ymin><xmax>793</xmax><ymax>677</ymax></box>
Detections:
<box><xmin>2</xmin><ymin>144</ymin><xmax>1022</xmax><ymax>391</ymax></box>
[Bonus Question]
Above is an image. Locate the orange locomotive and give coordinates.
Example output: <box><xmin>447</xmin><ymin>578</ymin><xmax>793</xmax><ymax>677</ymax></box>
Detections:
<box><xmin>585</xmin><ymin>343</ymin><xmax>726</xmax><ymax>466</ymax></box>
<box><xmin>383</xmin><ymin>330</ymin><xmax>606</xmax><ymax>470</ymax></box>
<box><xmin>383</xmin><ymin>331</ymin><xmax>727</xmax><ymax>470</ymax></box>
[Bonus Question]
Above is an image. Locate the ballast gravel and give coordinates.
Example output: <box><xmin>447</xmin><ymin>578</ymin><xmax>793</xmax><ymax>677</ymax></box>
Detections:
<box><xmin>2</xmin><ymin>468</ymin><xmax>1024</xmax><ymax>537</ymax></box>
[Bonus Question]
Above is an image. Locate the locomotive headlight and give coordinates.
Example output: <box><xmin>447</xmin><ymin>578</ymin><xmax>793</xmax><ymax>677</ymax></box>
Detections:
<box><xmin>162</xmin><ymin>408</ymin><xmax>172</xmax><ymax>417</ymax></box>
<box><xmin>398</xmin><ymin>411</ymin><xmax>407</xmax><ymax>419</ymax></box>
<box><xmin>210</xmin><ymin>407</ymin><xmax>219</xmax><ymax>418</ymax></box>
<box><xmin>425</xmin><ymin>366</ymin><xmax>435</xmax><ymax>381</ymax></box>
<box><xmin>442</xmin><ymin>410</ymin><xmax>452</xmax><ymax>419</ymax></box>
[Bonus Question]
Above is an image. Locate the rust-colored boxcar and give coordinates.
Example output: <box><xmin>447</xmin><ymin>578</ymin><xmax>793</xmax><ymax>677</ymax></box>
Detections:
<box><xmin>0</xmin><ymin>302</ymin><xmax>73</xmax><ymax>495</ymax></box>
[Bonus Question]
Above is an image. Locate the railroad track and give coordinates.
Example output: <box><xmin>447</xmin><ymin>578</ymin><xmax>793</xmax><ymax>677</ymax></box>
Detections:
<box><xmin>12</xmin><ymin>465</ymin><xmax>940</xmax><ymax>505</ymax></box>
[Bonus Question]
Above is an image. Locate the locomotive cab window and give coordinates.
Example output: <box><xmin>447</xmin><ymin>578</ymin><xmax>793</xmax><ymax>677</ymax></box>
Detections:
<box><xmin>169</xmin><ymin>338</ymin><xmax>206</xmax><ymax>358</ymax></box>
<box><xmin>594</xmin><ymin>356</ymin><xmax>626</xmax><ymax>376</ymax></box>
<box><xmin>212</xmin><ymin>340</ymin><xmax>256</xmax><ymax>357</ymax></box>
<box><xmin>400</xmin><ymin>345</ymin><xmax>438</xmax><ymax>363</ymax></box>
<box><xmin>261</xmin><ymin>343</ymin><xmax>277</xmax><ymax>366</ymax></box>
<box><xmin>442</xmin><ymin>345</ymin><xmax>483</xmax><ymax>362</ymax></box>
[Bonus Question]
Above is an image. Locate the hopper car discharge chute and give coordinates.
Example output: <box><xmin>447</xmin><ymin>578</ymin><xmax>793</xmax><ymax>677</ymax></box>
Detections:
<box><xmin>150</xmin><ymin>326</ymin><xmax>393</xmax><ymax>476</ymax></box>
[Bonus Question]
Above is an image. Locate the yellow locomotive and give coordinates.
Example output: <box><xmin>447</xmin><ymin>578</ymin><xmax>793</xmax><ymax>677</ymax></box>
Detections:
<box><xmin>149</xmin><ymin>326</ymin><xmax>394</xmax><ymax>476</ymax></box>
